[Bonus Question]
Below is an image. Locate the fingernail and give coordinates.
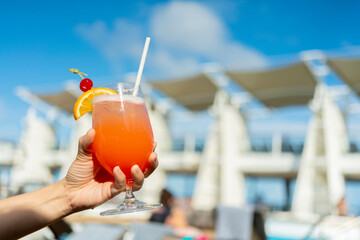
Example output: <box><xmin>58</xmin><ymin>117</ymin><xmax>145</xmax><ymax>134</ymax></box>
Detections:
<box><xmin>86</xmin><ymin>128</ymin><xmax>94</xmax><ymax>136</ymax></box>
<box><xmin>136</xmin><ymin>165</ymin><xmax>141</xmax><ymax>173</ymax></box>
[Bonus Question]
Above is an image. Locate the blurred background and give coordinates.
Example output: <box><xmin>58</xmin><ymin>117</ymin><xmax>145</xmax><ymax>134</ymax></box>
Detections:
<box><xmin>1</xmin><ymin>0</ymin><xmax>360</xmax><ymax>239</ymax></box>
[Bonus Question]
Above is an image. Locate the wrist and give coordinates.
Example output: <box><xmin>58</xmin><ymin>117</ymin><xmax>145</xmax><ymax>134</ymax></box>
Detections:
<box><xmin>49</xmin><ymin>179</ymin><xmax>74</xmax><ymax>218</ymax></box>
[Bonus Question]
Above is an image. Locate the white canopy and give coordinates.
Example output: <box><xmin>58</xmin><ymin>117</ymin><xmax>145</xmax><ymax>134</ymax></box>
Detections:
<box><xmin>226</xmin><ymin>63</ymin><xmax>318</xmax><ymax>108</ymax></box>
<box><xmin>327</xmin><ymin>59</ymin><xmax>360</xmax><ymax>95</ymax></box>
<box><xmin>37</xmin><ymin>90</ymin><xmax>78</xmax><ymax>114</ymax></box>
<box><xmin>149</xmin><ymin>74</ymin><xmax>218</xmax><ymax>111</ymax></box>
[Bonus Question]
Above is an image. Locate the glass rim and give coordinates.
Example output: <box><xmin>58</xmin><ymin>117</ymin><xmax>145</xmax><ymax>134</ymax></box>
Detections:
<box><xmin>92</xmin><ymin>81</ymin><xmax>143</xmax><ymax>98</ymax></box>
<box><xmin>94</xmin><ymin>82</ymin><xmax>142</xmax><ymax>93</ymax></box>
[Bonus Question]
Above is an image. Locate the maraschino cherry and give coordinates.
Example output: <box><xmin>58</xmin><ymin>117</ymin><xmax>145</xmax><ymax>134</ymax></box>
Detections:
<box><xmin>80</xmin><ymin>78</ymin><xmax>93</xmax><ymax>92</ymax></box>
<box><xmin>68</xmin><ymin>68</ymin><xmax>93</xmax><ymax>92</ymax></box>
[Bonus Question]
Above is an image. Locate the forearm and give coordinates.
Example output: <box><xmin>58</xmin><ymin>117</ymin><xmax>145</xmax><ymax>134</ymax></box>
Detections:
<box><xmin>0</xmin><ymin>179</ymin><xmax>72</xmax><ymax>240</ymax></box>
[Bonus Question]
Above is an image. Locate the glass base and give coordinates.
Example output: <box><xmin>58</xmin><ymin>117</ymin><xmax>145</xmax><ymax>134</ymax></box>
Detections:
<box><xmin>100</xmin><ymin>198</ymin><xmax>163</xmax><ymax>216</ymax></box>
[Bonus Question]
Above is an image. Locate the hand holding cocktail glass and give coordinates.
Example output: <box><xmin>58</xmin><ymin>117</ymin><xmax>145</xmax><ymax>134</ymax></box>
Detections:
<box><xmin>64</xmin><ymin>128</ymin><xmax>159</xmax><ymax>213</ymax></box>
<box><xmin>70</xmin><ymin>37</ymin><xmax>162</xmax><ymax>215</ymax></box>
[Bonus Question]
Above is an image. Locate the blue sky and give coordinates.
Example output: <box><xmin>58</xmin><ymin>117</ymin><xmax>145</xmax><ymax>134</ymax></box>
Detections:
<box><xmin>1</xmin><ymin>0</ymin><xmax>360</xmax><ymax>142</ymax></box>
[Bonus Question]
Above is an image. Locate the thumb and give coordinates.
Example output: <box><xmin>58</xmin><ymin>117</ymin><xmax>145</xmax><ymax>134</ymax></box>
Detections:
<box><xmin>78</xmin><ymin>128</ymin><xmax>95</xmax><ymax>156</ymax></box>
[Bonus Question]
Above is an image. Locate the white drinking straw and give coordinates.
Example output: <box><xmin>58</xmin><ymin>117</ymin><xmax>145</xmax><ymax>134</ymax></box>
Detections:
<box><xmin>133</xmin><ymin>37</ymin><xmax>151</xmax><ymax>96</ymax></box>
<box><xmin>117</xmin><ymin>83</ymin><xmax>125</xmax><ymax>111</ymax></box>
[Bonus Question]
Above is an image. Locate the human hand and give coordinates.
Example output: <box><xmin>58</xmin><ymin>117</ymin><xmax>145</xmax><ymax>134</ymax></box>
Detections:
<box><xmin>63</xmin><ymin>129</ymin><xmax>158</xmax><ymax>213</ymax></box>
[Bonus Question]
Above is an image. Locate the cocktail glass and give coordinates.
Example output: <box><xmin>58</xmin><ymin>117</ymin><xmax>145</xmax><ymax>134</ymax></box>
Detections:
<box><xmin>92</xmin><ymin>82</ymin><xmax>162</xmax><ymax>215</ymax></box>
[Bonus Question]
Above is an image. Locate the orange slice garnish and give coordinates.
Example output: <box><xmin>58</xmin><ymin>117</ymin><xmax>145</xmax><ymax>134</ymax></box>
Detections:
<box><xmin>73</xmin><ymin>87</ymin><xmax>117</xmax><ymax>120</ymax></box>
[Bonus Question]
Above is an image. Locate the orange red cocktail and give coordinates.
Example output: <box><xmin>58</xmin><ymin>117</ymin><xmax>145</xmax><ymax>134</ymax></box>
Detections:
<box><xmin>92</xmin><ymin>94</ymin><xmax>154</xmax><ymax>181</ymax></box>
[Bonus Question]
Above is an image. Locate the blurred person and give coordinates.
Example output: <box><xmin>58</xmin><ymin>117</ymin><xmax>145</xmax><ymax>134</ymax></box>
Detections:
<box><xmin>0</xmin><ymin>129</ymin><xmax>159</xmax><ymax>240</ymax></box>
<box><xmin>336</xmin><ymin>196</ymin><xmax>348</xmax><ymax>216</ymax></box>
<box><xmin>150</xmin><ymin>188</ymin><xmax>203</xmax><ymax>238</ymax></box>
<box><xmin>150</xmin><ymin>188</ymin><xmax>174</xmax><ymax>223</ymax></box>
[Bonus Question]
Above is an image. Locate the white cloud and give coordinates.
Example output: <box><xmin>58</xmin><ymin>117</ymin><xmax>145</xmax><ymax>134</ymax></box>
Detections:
<box><xmin>151</xmin><ymin>1</ymin><xmax>226</xmax><ymax>53</ymax></box>
<box><xmin>75</xmin><ymin>19</ymin><xmax>144</xmax><ymax>74</ymax></box>
<box><xmin>149</xmin><ymin>49</ymin><xmax>201</xmax><ymax>77</ymax></box>
<box><xmin>76</xmin><ymin>1</ymin><xmax>267</xmax><ymax>78</ymax></box>
<box><xmin>150</xmin><ymin>1</ymin><xmax>266</xmax><ymax>71</ymax></box>
<box><xmin>76</xmin><ymin>20</ymin><xmax>143</xmax><ymax>60</ymax></box>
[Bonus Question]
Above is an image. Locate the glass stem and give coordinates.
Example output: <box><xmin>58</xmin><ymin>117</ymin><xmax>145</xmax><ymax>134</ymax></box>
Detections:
<box><xmin>125</xmin><ymin>181</ymin><xmax>136</xmax><ymax>201</ymax></box>
<box><xmin>116</xmin><ymin>180</ymin><xmax>142</xmax><ymax>210</ymax></box>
